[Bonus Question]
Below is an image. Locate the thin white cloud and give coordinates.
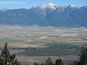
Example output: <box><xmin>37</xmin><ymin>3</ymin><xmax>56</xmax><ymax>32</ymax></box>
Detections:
<box><xmin>0</xmin><ymin>1</ymin><xmax>25</xmax><ymax>5</ymax></box>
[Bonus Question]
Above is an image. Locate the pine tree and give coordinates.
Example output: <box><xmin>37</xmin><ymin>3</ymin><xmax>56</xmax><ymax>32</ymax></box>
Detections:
<box><xmin>71</xmin><ymin>47</ymin><xmax>87</xmax><ymax>65</ymax></box>
<box><xmin>1</xmin><ymin>42</ymin><xmax>10</xmax><ymax>65</ymax></box>
<box><xmin>0</xmin><ymin>43</ymin><xmax>22</xmax><ymax>65</ymax></box>
<box><xmin>55</xmin><ymin>59</ymin><xmax>63</xmax><ymax>65</ymax></box>
<box><xmin>78</xmin><ymin>47</ymin><xmax>87</xmax><ymax>65</ymax></box>
<box><xmin>34</xmin><ymin>62</ymin><xmax>40</xmax><ymax>65</ymax></box>
<box><xmin>45</xmin><ymin>57</ymin><xmax>53</xmax><ymax>65</ymax></box>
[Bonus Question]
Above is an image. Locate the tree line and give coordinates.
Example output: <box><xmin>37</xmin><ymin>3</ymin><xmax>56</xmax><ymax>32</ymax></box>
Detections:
<box><xmin>0</xmin><ymin>43</ymin><xmax>87</xmax><ymax>65</ymax></box>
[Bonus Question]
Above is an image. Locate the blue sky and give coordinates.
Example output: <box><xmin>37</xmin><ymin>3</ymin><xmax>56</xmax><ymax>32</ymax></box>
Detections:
<box><xmin>0</xmin><ymin>0</ymin><xmax>87</xmax><ymax>9</ymax></box>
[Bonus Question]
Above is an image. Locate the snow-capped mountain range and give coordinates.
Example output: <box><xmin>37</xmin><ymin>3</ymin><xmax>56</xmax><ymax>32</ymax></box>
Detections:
<box><xmin>0</xmin><ymin>3</ymin><xmax>87</xmax><ymax>27</ymax></box>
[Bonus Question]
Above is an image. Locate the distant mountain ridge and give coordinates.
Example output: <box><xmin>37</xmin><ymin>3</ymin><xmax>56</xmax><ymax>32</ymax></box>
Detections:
<box><xmin>0</xmin><ymin>3</ymin><xmax>87</xmax><ymax>27</ymax></box>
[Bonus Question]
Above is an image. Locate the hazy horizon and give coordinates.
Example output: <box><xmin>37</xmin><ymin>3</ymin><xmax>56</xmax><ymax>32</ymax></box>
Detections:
<box><xmin>0</xmin><ymin>0</ymin><xmax>87</xmax><ymax>9</ymax></box>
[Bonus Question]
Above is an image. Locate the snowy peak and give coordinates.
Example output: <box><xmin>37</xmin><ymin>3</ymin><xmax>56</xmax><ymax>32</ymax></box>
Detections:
<box><xmin>67</xmin><ymin>4</ymin><xmax>80</xmax><ymax>8</ymax></box>
<box><xmin>39</xmin><ymin>3</ymin><xmax>60</xmax><ymax>10</ymax></box>
<box><xmin>68</xmin><ymin>4</ymin><xmax>76</xmax><ymax>7</ymax></box>
<box><xmin>32</xmin><ymin>3</ymin><xmax>81</xmax><ymax>10</ymax></box>
<box><xmin>34</xmin><ymin>3</ymin><xmax>81</xmax><ymax>10</ymax></box>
